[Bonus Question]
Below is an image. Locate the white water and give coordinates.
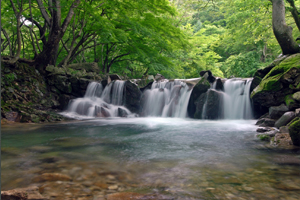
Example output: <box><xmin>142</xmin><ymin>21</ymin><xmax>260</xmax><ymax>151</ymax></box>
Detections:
<box><xmin>142</xmin><ymin>79</ymin><xmax>199</xmax><ymax>117</ymax></box>
<box><xmin>223</xmin><ymin>78</ymin><xmax>253</xmax><ymax>119</ymax></box>
<box><xmin>61</xmin><ymin>81</ymin><xmax>132</xmax><ymax>118</ymax></box>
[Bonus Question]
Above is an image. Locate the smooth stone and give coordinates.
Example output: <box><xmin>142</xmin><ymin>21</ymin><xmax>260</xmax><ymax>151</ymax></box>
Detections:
<box><xmin>269</xmin><ymin>104</ymin><xmax>289</xmax><ymax>119</ymax></box>
<box><xmin>275</xmin><ymin>111</ymin><xmax>295</xmax><ymax>128</ymax></box>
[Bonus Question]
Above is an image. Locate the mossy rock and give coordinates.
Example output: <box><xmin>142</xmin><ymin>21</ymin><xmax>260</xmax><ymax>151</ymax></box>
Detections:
<box><xmin>45</xmin><ymin>65</ymin><xmax>66</xmax><ymax>75</ymax></box>
<box><xmin>284</xmin><ymin>94</ymin><xmax>299</xmax><ymax>110</ymax></box>
<box><xmin>251</xmin><ymin>54</ymin><xmax>300</xmax><ymax>98</ymax></box>
<box><xmin>288</xmin><ymin>118</ymin><xmax>300</xmax><ymax>146</ymax></box>
<box><xmin>67</xmin><ymin>62</ymin><xmax>99</xmax><ymax>73</ymax></box>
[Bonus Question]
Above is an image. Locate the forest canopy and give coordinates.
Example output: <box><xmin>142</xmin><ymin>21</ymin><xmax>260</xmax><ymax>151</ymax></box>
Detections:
<box><xmin>1</xmin><ymin>0</ymin><xmax>300</xmax><ymax>79</ymax></box>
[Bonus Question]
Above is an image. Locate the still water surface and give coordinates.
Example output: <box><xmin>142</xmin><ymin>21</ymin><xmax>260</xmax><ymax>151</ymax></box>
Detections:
<box><xmin>2</xmin><ymin>118</ymin><xmax>300</xmax><ymax>199</ymax></box>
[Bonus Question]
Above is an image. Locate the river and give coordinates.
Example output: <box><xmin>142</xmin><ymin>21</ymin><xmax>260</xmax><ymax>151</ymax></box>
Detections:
<box><xmin>2</xmin><ymin>117</ymin><xmax>300</xmax><ymax>199</ymax></box>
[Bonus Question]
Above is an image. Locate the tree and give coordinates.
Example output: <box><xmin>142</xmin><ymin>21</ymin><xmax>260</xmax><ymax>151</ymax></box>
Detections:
<box><xmin>272</xmin><ymin>0</ymin><xmax>300</xmax><ymax>54</ymax></box>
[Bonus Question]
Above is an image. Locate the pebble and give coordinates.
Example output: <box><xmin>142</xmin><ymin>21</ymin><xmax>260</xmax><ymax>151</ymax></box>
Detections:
<box><xmin>108</xmin><ymin>185</ymin><xmax>118</xmax><ymax>190</ymax></box>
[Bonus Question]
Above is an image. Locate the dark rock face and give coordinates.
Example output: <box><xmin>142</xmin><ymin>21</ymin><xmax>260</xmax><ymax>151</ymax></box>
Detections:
<box><xmin>118</xmin><ymin>107</ymin><xmax>128</xmax><ymax>117</ymax></box>
<box><xmin>123</xmin><ymin>81</ymin><xmax>142</xmax><ymax>114</ymax></box>
<box><xmin>269</xmin><ymin>104</ymin><xmax>289</xmax><ymax>119</ymax></box>
<box><xmin>289</xmin><ymin>118</ymin><xmax>300</xmax><ymax>146</ymax></box>
<box><xmin>215</xmin><ymin>78</ymin><xmax>224</xmax><ymax>91</ymax></box>
<box><xmin>187</xmin><ymin>78</ymin><xmax>210</xmax><ymax>118</ymax></box>
<box><xmin>194</xmin><ymin>89</ymin><xmax>222</xmax><ymax>119</ymax></box>
<box><xmin>200</xmin><ymin>70</ymin><xmax>216</xmax><ymax>83</ymax></box>
<box><xmin>275</xmin><ymin>111</ymin><xmax>295</xmax><ymax>128</ymax></box>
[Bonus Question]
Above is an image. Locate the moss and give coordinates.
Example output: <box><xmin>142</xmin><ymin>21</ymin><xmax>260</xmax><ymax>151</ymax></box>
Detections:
<box><xmin>288</xmin><ymin>118</ymin><xmax>300</xmax><ymax>146</ymax></box>
<box><xmin>251</xmin><ymin>54</ymin><xmax>300</xmax><ymax>98</ymax></box>
<box><xmin>287</xmin><ymin>117</ymin><xmax>300</xmax><ymax>127</ymax></box>
<box><xmin>257</xmin><ymin>134</ymin><xmax>270</xmax><ymax>141</ymax></box>
<box><xmin>285</xmin><ymin>94</ymin><xmax>295</xmax><ymax>108</ymax></box>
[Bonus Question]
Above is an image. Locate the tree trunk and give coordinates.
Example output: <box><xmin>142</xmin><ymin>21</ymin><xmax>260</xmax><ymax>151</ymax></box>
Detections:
<box><xmin>272</xmin><ymin>0</ymin><xmax>300</xmax><ymax>55</ymax></box>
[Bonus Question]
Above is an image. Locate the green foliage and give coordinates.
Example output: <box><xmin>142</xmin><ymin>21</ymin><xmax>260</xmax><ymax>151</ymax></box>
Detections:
<box><xmin>2</xmin><ymin>0</ymin><xmax>300</xmax><ymax>79</ymax></box>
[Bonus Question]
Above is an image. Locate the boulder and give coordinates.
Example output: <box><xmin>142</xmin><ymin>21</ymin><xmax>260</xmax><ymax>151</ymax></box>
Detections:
<box><xmin>4</xmin><ymin>111</ymin><xmax>20</xmax><ymax>122</ymax></box>
<box><xmin>275</xmin><ymin>111</ymin><xmax>295</xmax><ymax>128</ymax></box>
<box><xmin>251</xmin><ymin>54</ymin><xmax>300</xmax><ymax>108</ymax></box>
<box><xmin>215</xmin><ymin>78</ymin><xmax>224</xmax><ymax>91</ymax></box>
<box><xmin>269</xmin><ymin>104</ymin><xmax>289</xmax><ymax>119</ymax></box>
<box><xmin>288</xmin><ymin>118</ymin><xmax>300</xmax><ymax>146</ymax></box>
<box><xmin>187</xmin><ymin>78</ymin><xmax>210</xmax><ymax>118</ymax></box>
<box><xmin>292</xmin><ymin>91</ymin><xmax>300</xmax><ymax>101</ymax></box>
<box><xmin>118</xmin><ymin>107</ymin><xmax>128</xmax><ymax>117</ymax></box>
<box><xmin>67</xmin><ymin>62</ymin><xmax>99</xmax><ymax>73</ymax></box>
<box><xmin>256</xmin><ymin>129</ymin><xmax>279</xmax><ymax>141</ymax></box>
<box><xmin>123</xmin><ymin>81</ymin><xmax>142</xmax><ymax>114</ymax></box>
<box><xmin>1</xmin><ymin>186</ymin><xmax>46</xmax><ymax>200</ymax></box>
<box><xmin>255</xmin><ymin>118</ymin><xmax>276</xmax><ymax>127</ymax></box>
<box><xmin>194</xmin><ymin>89</ymin><xmax>222</xmax><ymax>119</ymax></box>
<box><xmin>285</xmin><ymin>94</ymin><xmax>300</xmax><ymax>110</ymax></box>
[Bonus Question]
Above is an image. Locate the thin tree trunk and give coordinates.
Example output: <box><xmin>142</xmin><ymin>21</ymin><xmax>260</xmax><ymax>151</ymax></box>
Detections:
<box><xmin>1</xmin><ymin>28</ymin><xmax>12</xmax><ymax>56</ymax></box>
<box><xmin>272</xmin><ymin>0</ymin><xmax>300</xmax><ymax>55</ymax></box>
<box><xmin>9</xmin><ymin>0</ymin><xmax>22</xmax><ymax>63</ymax></box>
<box><xmin>286</xmin><ymin>0</ymin><xmax>300</xmax><ymax>32</ymax></box>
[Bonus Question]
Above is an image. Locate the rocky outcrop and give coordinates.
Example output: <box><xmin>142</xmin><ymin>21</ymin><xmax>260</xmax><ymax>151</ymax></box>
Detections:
<box><xmin>123</xmin><ymin>81</ymin><xmax>142</xmax><ymax>114</ymax></box>
<box><xmin>251</xmin><ymin>54</ymin><xmax>300</xmax><ymax>108</ymax></box>
<box><xmin>194</xmin><ymin>89</ymin><xmax>222</xmax><ymax>119</ymax></box>
<box><xmin>1</xmin><ymin>61</ymin><xmax>107</xmax><ymax>123</ymax></box>
<box><xmin>251</xmin><ymin>54</ymin><xmax>300</xmax><ymax>147</ymax></box>
<box><xmin>187</xmin><ymin>78</ymin><xmax>210</xmax><ymax>118</ymax></box>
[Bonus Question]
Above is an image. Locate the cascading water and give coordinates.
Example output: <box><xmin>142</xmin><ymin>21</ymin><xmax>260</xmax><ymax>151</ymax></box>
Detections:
<box><xmin>141</xmin><ymin>78</ymin><xmax>200</xmax><ymax>118</ymax></box>
<box><xmin>61</xmin><ymin>80</ymin><xmax>132</xmax><ymax>118</ymax></box>
<box><xmin>199</xmin><ymin>78</ymin><xmax>253</xmax><ymax>119</ymax></box>
<box><xmin>222</xmin><ymin>78</ymin><xmax>253</xmax><ymax>119</ymax></box>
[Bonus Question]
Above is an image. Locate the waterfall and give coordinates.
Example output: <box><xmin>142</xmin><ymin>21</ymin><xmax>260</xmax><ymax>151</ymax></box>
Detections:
<box><xmin>142</xmin><ymin>78</ymin><xmax>200</xmax><ymax>118</ymax></box>
<box><xmin>61</xmin><ymin>81</ymin><xmax>132</xmax><ymax>118</ymax></box>
<box><xmin>223</xmin><ymin>78</ymin><xmax>253</xmax><ymax>119</ymax></box>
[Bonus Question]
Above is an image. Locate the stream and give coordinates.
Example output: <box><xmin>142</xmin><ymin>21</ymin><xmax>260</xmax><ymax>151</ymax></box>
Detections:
<box><xmin>2</xmin><ymin>117</ymin><xmax>300</xmax><ymax>199</ymax></box>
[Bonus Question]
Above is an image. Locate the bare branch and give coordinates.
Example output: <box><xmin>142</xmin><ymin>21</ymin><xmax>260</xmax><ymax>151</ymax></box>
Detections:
<box><xmin>36</xmin><ymin>0</ymin><xmax>51</xmax><ymax>26</ymax></box>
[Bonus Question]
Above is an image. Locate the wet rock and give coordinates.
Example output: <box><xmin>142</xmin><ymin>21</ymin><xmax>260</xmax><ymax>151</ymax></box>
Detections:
<box><xmin>194</xmin><ymin>89</ymin><xmax>222</xmax><ymax>119</ymax></box>
<box><xmin>123</xmin><ymin>81</ymin><xmax>142</xmax><ymax>114</ymax></box>
<box><xmin>187</xmin><ymin>78</ymin><xmax>210</xmax><ymax>118</ymax></box>
<box><xmin>33</xmin><ymin>173</ymin><xmax>72</xmax><ymax>182</ymax></box>
<box><xmin>274</xmin><ymin>180</ymin><xmax>300</xmax><ymax>191</ymax></box>
<box><xmin>256</xmin><ymin>127</ymin><xmax>273</xmax><ymax>133</ymax></box>
<box><xmin>106</xmin><ymin>192</ymin><xmax>147</xmax><ymax>200</ymax></box>
<box><xmin>215</xmin><ymin>78</ymin><xmax>224</xmax><ymax>91</ymax></box>
<box><xmin>272</xmin><ymin>155</ymin><xmax>300</xmax><ymax>166</ymax></box>
<box><xmin>256</xmin><ymin>118</ymin><xmax>276</xmax><ymax>127</ymax></box>
<box><xmin>275</xmin><ymin>111</ymin><xmax>295</xmax><ymax>128</ymax></box>
<box><xmin>4</xmin><ymin>111</ymin><xmax>20</xmax><ymax>122</ymax></box>
<box><xmin>271</xmin><ymin>132</ymin><xmax>294</xmax><ymax>148</ymax></box>
<box><xmin>118</xmin><ymin>108</ymin><xmax>128</xmax><ymax>117</ymax></box>
<box><xmin>269</xmin><ymin>104</ymin><xmax>289</xmax><ymax>119</ymax></box>
<box><xmin>288</xmin><ymin>118</ymin><xmax>300</xmax><ymax>146</ymax></box>
<box><xmin>200</xmin><ymin>70</ymin><xmax>216</xmax><ymax>83</ymax></box>
<box><xmin>1</xmin><ymin>186</ymin><xmax>47</xmax><ymax>200</ymax></box>
<box><xmin>256</xmin><ymin>129</ymin><xmax>279</xmax><ymax>141</ymax></box>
